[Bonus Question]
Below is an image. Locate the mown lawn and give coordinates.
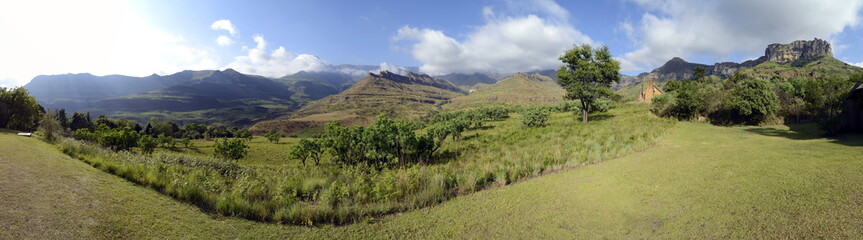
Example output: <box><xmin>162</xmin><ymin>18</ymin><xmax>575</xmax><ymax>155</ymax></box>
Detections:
<box><xmin>2</xmin><ymin>120</ymin><xmax>863</xmax><ymax>238</ymax></box>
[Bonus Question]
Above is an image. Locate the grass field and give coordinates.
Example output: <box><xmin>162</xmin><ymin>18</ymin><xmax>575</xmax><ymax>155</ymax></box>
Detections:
<box><xmin>3</xmin><ymin>119</ymin><xmax>863</xmax><ymax>238</ymax></box>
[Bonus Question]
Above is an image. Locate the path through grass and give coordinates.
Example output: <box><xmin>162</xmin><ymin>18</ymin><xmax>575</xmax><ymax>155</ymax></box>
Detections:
<box><xmin>2</xmin><ymin>121</ymin><xmax>862</xmax><ymax>238</ymax></box>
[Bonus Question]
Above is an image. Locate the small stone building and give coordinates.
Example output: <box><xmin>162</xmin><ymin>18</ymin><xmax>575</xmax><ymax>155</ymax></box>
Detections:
<box><xmin>637</xmin><ymin>80</ymin><xmax>664</xmax><ymax>102</ymax></box>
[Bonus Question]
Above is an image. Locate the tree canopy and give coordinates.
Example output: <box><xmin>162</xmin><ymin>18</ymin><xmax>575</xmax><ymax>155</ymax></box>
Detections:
<box><xmin>556</xmin><ymin>44</ymin><xmax>621</xmax><ymax>123</ymax></box>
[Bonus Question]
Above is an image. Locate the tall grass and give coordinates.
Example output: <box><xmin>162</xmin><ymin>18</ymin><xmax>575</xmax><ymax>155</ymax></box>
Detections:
<box><xmin>56</xmin><ymin>103</ymin><xmax>674</xmax><ymax>225</ymax></box>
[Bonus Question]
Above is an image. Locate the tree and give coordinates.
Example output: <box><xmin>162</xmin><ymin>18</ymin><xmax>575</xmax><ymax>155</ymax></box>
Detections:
<box><xmin>730</xmin><ymin>78</ymin><xmax>779</xmax><ymax>125</ymax></box>
<box><xmin>693</xmin><ymin>67</ymin><xmax>706</xmax><ymax>82</ymax></box>
<box><xmin>38</xmin><ymin>110</ymin><xmax>61</xmax><ymax>143</ymax></box>
<box><xmin>0</xmin><ymin>87</ymin><xmax>44</xmax><ymax>131</ymax></box>
<box><xmin>289</xmin><ymin>139</ymin><xmax>323</xmax><ymax>166</ymax></box>
<box><xmin>213</xmin><ymin>138</ymin><xmax>249</xmax><ymax>160</ymax></box>
<box><xmin>265</xmin><ymin>131</ymin><xmax>281</xmax><ymax>143</ymax></box>
<box><xmin>56</xmin><ymin>109</ymin><xmax>69</xmax><ymax>131</ymax></box>
<box><xmin>138</xmin><ymin>135</ymin><xmax>158</xmax><ymax>154</ymax></box>
<box><xmin>557</xmin><ymin>44</ymin><xmax>621</xmax><ymax>123</ymax></box>
<box><xmin>70</xmin><ymin>112</ymin><xmax>92</xmax><ymax>131</ymax></box>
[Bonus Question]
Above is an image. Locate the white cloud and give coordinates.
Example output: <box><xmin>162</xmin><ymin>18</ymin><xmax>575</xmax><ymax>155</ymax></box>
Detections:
<box><xmin>210</xmin><ymin>19</ymin><xmax>237</xmax><ymax>35</ymax></box>
<box><xmin>393</xmin><ymin>0</ymin><xmax>592</xmax><ymax>75</ymax></box>
<box><xmin>226</xmin><ymin>35</ymin><xmax>328</xmax><ymax>77</ymax></box>
<box><xmin>375</xmin><ymin>62</ymin><xmax>410</xmax><ymax>75</ymax></box>
<box><xmin>216</xmin><ymin>35</ymin><xmax>234</xmax><ymax>46</ymax></box>
<box><xmin>621</xmin><ymin>0</ymin><xmax>863</xmax><ymax>71</ymax></box>
<box><xmin>0</xmin><ymin>0</ymin><xmax>219</xmax><ymax>87</ymax></box>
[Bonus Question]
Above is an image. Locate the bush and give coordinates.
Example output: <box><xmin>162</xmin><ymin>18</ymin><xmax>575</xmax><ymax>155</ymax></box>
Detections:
<box><xmin>265</xmin><ymin>131</ymin><xmax>281</xmax><ymax>143</ymax></box>
<box><xmin>521</xmin><ymin>107</ymin><xmax>550</xmax><ymax>127</ymax></box>
<box><xmin>213</xmin><ymin>138</ymin><xmax>249</xmax><ymax>160</ymax></box>
<box><xmin>729</xmin><ymin>78</ymin><xmax>779</xmax><ymax>125</ymax></box>
<box><xmin>289</xmin><ymin>139</ymin><xmax>323</xmax><ymax>166</ymax></box>
<box><xmin>138</xmin><ymin>135</ymin><xmax>157</xmax><ymax>154</ymax></box>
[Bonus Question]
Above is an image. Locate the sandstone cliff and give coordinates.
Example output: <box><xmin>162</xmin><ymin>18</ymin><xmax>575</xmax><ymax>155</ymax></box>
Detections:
<box><xmin>633</xmin><ymin>38</ymin><xmax>832</xmax><ymax>83</ymax></box>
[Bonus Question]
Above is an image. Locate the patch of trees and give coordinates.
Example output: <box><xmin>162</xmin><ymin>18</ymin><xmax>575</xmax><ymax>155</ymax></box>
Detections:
<box><xmin>652</xmin><ymin>70</ymin><xmax>857</xmax><ymax>131</ymax></box>
<box><xmin>0</xmin><ymin>87</ymin><xmax>44</xmax><ymax>131</ymax></box>
<box><xmin>289</xmin><ymin>107</ymin><xmax>513</xmax><ymax>168</ymax></box>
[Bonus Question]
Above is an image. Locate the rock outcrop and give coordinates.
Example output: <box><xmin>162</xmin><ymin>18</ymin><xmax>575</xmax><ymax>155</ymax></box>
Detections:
<box><xmin>634</xmin><ymin>38</ymin><xmax>832</xmax><ymax>83</ymax></box>
<box><xmin>765</xmin><ymin>38</ymin><xmax>832</xmax><ymax>64</ymax></box>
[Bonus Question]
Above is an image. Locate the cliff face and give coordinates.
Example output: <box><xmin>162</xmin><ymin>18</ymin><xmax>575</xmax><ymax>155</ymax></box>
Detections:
<box><xmin>634</xmin><ymin>38</ymin><xmax>832</xmax><ymax>83</ymax></box>
<box><xmin>765</xmin><ymin>38</ymin><xmax>832</xmax><ymax>64</ymax></box>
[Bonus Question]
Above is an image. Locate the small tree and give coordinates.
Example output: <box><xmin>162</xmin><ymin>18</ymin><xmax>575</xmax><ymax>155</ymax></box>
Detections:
<box><xmin>289</xmin><ymin>139</ymin><xmax>323</xmax><ymax>166</ymax></box>
<box><xmin>179</xmin><ymin>138</ymin><xmax>193</xmax><ymax>149</ymax></box>
<box><xmin>557</xmin><ymin>44</ymin><xmax>621</xmax><ymax>123</ymax></box>
<box><xmin>38</xmin><ymin>110</ymin><xmax>61</xmax><ymax>143</ymax></box>
<box><xmin>693</xmin><ymin>66</ymin><xmax>706</xmax><ymax>82</ymax></box>
<box><xmin>138</xmin><ymin>135</ymin><xmax>157</xmax><ymax>154</ymax></box>
<box><xmin>265</xmin><ymin>131</ymin><xmax>281</xmax><ymax>143</ymax></box>
<box><xmin>213</xmin><ymin>138</ymin><xmax>248</xmax><ymax>160</ymax></box>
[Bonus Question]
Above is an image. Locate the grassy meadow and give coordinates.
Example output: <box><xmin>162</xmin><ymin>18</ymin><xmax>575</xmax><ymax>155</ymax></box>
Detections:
<box><xmin>51</xmin><ymin>103</ymin><xmax>674</xmax><ymax>224</ymax></box>
<box><xmin>4</xmin><ymin>115</ymin><xmax>863</xmax><ymax>238</ymax></box>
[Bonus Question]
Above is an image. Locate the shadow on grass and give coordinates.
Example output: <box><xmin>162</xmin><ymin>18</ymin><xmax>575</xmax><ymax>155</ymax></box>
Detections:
<box><xmin>745</xmin><ymin>123</ymin><xmax>863</xmax><ymax>147</ymax></box>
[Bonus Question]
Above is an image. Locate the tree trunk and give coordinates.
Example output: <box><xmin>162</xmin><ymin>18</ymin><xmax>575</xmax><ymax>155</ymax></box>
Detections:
<box><xmin>582</xmin><ymin>109</ymin><xmax>589</xmax><ymax>123</ymax></box>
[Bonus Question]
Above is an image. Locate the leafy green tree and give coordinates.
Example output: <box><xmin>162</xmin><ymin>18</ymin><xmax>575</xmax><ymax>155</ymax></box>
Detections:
<box><xmin>557</xmin><ymin>44</ymin><xmax>621</xmax><ymax>123</ymax></box>
<box><xmin>730</xmin><ymin>78</ymin><xmax>780</xmax><ymax>125</ymax></box>
<box><xmin>138</xmin><ymin>135</ymin><xmax>158</xmax><ymax>154</ymax></box>
<box><xmin>38</xmin><ymin>110</ymin><xmax>61</xmax><ymax>143</ymax></box>
<box><xmin>0</xmin><ymin>87</ymin><xmax>44</xmax><ymax>131</ymax></box>
<box><xmin>55</xmin><ymin>109</ymin><xmax>69</xmax><ymax>131</ymax></box>
<box><xmin>213</xmin><ymin>138</ymin><xmax>249</xmax><ymax>160</ymax></box>
<box><xmin>97</xmin><ymin>126</ymin><xmax>140</xmax><ymax>151</ymax></box>
<box><xmin>70</xmin><ymin>112</ymin><xmax>92</xmax><ymax>131</ymax></box>
<box><xmin>265</xmin><ymin>131</ymin><xmax>281</xmax><ymax>143</ymax></box>
<box><xmin>289</xmin><ymin>139</ymin><xmax>323</xmax><ymax>166</ymax></box>
<box><xmin>157</xmin><ymin>134</ymin><xmax>175</xmax><ymax>149</ymax></box>
<box><xmin>180</xmin><ymin>138</ymin><xmax>193</xmax><ymax>149</ymax></box>
<box><xmin>693</xmin><ymin>67</ymin><xmax>706</xmax><ymax>82</ymax></box>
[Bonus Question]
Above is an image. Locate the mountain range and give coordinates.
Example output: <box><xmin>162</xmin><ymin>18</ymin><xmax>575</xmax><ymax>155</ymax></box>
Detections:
<box><xmin>23</xmin><ymin>38</ymin><xmax>861</xmax><ymax>128</ymax></box>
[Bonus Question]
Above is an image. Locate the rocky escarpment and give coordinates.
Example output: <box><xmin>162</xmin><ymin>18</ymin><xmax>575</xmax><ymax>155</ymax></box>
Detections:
<box><xmin>765</xmin><ymin>38</ymin><xmax>832</xmax><ymax>64</ymax></box>
<box><xmin>635</xmin><ymin>38</ymin><xmax>832</xmax><ymax>83</ymax></box>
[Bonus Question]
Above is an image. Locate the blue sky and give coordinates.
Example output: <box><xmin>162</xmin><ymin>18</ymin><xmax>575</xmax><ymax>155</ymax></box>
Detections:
<box><xmin>3</xmin><ymin>0</ymin><xmax>863</xmax><ymax>87</ymax></box>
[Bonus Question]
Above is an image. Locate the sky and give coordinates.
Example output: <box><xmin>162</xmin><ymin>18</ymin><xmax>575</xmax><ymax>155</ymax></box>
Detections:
<box><xmin>3</xmin><ymin>0</ymin><xmax>863</xmax><ymax>87</ymax></box>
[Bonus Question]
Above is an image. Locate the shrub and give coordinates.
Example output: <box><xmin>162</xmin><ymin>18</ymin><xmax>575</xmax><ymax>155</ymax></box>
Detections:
<box><xmin>730</xmin><ymin>78</ymin><xmax>779</xmax><ymax>125</ymax></box>
<box><xmin>521</xmin><ymin>107</ymin><xmax>550</xmax><ymax>127</ymax></box>
<box><xmin>213</xmin><ymin>138</ymin><xmax>249</xmax><ymax>160</ymax></box>
<box><xmin>138</xmin><ymin>135</ymin><xmax>157</xmax><ymax>154</ymax></box>
<box><xmin>289</xmin><ymin>139</ymin><xmax>323</xmax><ymax>166</ymax></box>
<box><xmin>265</xmin><ymin>131</ymin><xmax>281</xmax><ymax>143</ymax></box>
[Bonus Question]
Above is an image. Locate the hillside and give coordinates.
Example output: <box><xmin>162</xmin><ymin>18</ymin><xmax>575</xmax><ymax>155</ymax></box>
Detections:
<box><xmin>629</xmin><ymin>38</ymin><xmax>835</xmax><ymax>86</ymax></box>
<box><xmin>7</xmin><ymin>114</ymin><xmax>863</xmax><ymax>238</ymax></box>
<box><xmin>738</xmin><ymin>55</ymin><xmax>863</xmax><ymax>80</ymax></box>
<box><xmin>443</xmin><ymin>72</ymin><xmax>565</xmax><ymax>110</ymax></box>
<box><xmin>288</xmin><ymin>70</ymin><xmax>465</xmax><ymax>120</ymax></box>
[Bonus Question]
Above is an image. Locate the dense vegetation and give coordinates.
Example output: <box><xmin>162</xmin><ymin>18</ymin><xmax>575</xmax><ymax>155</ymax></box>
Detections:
<box><xmin>54</xmin><ymin>103</ymin><xmax>673</xmax><ymax>225</ymax></box>
<box><xmin>652</xmin><ymin>71</ymin><xmax>859</xmax><ymax>133</ymax></box>
<box><xmin>0</xmin><ymin>87</ymin><xmax>44</xmax><ymax>131</ymax></box>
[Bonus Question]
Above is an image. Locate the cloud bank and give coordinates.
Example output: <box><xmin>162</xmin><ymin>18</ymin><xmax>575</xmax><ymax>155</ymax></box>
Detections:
<box><xmin>226</xmin><ymin>35</ymin><xmax>328</xmax><ymax>77</ymax></box>
<box><xmin>620</xmin><ymin>0</ymin><xmax>863</xmax><ymax>71</ymax></box>
<box><xmin>393</xmin><ymin>0</ymin><xmax>592</xmax><ymax>75</ymax></box>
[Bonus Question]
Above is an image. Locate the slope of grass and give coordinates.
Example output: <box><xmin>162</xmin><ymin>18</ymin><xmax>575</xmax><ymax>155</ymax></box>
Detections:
<box><xmin>444</xmin><ymin>72</ymin><xmax>566</xmax><ymax>110</ymax></box>
<box><xmin>53</xmin><ymin>103</ymin><xmax>674</xmax><ymax>225</ymax></box>
<box><xmin>5</xmin><ymin>117</ymin><xmax>863</xmax><ymax>238</ymax></box>
<box><xmin>293</xmin><ymin>72</ymin><xmax>466</xmax><ymax>121</ymax></box>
